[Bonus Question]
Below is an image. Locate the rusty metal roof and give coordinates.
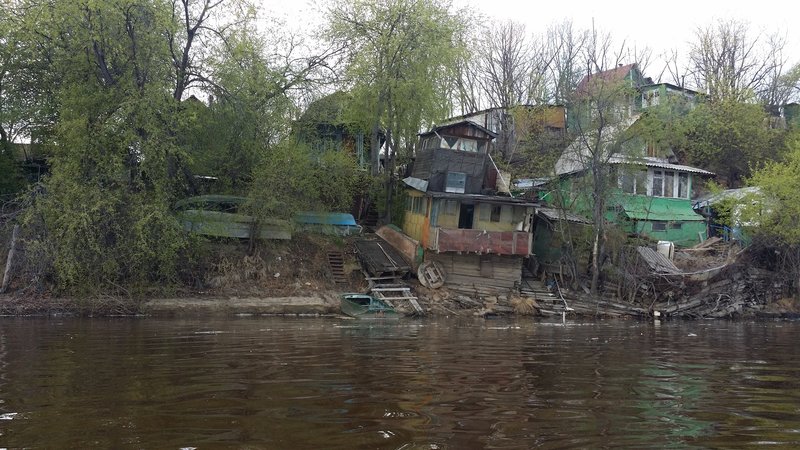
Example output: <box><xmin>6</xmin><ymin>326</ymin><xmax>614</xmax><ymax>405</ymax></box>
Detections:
<box><xmin>576</xmin><ymin>63</ymin><xmax>638</xmax><ymax>95</ymax></box>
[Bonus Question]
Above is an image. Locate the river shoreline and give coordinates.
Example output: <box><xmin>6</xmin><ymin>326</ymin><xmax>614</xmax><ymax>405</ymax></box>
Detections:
<box><xmin>1</xmin><ymin>289</ymin><xmax>796</xmax><ymax>319</ymax></box>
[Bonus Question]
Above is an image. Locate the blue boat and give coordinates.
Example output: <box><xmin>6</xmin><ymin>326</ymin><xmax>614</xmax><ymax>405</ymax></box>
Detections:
<box><xmin>295</xmin><ymin>212</ymin><xmax>363</xmax><ymax>236</ymax></box>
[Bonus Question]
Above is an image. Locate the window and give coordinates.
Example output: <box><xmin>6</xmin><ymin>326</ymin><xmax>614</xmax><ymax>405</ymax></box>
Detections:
<box><xmin>457</xmin><ymin>139</ymin><xmax>478</xmax><ymax>152</ymax></box>
<box><xmin>652</xmin><ymin>221</ymin><xmax>667</xmax><ymax>231</ymax></box>
<box><xmin>678</xmin><ymin>173</ymin><xmax>689</xmax><ymax>199</ymax></box>
<box><xmin>619</xmin><ymin>170</ymin><xmax>647</xmax><ymax>195</ymax></box>
<box><xmin>651</xmin><ymin>169</ymin><xmax>690</xmax><ymax>199</ymax></box>
<box><xmin>642</xmin><ymin>90</ymin><xmax>660</xmax><ymax>108</ymax></box>
<box><xmin>621</xmin><ymin>172</ymin><xmax>635</xmax><ymax>193</ymax></box>
<box><xmin>478</xmin><ymin>203</ymin><xmax>490</xmax><ymax>221</ymax></box>
<box><xmin>512</xmin><ymin>207</ymin><xmax>525</xmax><ymax>223</ymax></box>
<box><xmin>671</xmin><ymin>222</ymin><xmax>683</xmax><ymax>230</ymax></box>
<box><xmin>406</xmin><ymin>196</ymin><xmax>412</xmax><ymax>211</ymax></box>
<box><xmin>646</xmin><ymin>141</ymin><xmax>658</xmax><ymax>157</ymax></box>
<box><xmin>410</xmin><ymin>196</ymin><xmax>426</xmax><ymax>215</ymax></box>
<box><xmin>490</xmin><ymin>205</ymin><xmax>501</xmax><ymax>222</ymax></box>
<box><xmin>445</xmin><ymin>172</ymin><xmax>467</xmax><ymax>193</ymax></box>
<box><xmin>444</xmin><ymin>200</ymin><xmax>458</xmax><ymax>216</ymax></box>
<box><xmin>652</xmin><ymin>170</ymin><xmax>663</xmax><ymax>197</ymax></box>
<box><xmin>664</xmin><ymin>171</ymin><xmax>675</xmax><ymax>197</ymax></box>
<box><xmin>636</xmin><ymin>171</ymin><xmax>647</xmax><ymax>194</ymax></box>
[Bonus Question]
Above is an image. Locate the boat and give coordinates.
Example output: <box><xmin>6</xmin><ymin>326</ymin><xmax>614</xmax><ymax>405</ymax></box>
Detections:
<box><xmin>340</xmin><ymin>293</ymin><xmax>400</xmax><ymax>319</ymax></box>
<box><xmin>175</xmin><ymin>195</ymin><xmax>292</xmax><ymax>240</ymax></box>
<box><xmin>295</xmin><ymin>212</ymin><xmax>363</xmax><ymax>236</ymax></box>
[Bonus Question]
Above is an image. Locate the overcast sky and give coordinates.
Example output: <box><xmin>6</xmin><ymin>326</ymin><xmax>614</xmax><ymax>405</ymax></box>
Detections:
<box><xmin>261</xmin><ymin>0</ymin><xmax>800</xmax><ymax>83</ymax></box>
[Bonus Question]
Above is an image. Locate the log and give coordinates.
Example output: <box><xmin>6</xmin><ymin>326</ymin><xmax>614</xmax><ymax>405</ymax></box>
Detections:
<box><xmin>1</xmin><ymin>224</ymin><xmax>20</xmax><ymax>294</ymax></box>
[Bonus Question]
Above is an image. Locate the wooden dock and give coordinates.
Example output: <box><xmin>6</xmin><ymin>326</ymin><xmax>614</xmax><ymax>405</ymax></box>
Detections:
<box><xmin>354</xmin><ymin>237</ymin><xmax>411</xmax><ymax>278</ymax></box>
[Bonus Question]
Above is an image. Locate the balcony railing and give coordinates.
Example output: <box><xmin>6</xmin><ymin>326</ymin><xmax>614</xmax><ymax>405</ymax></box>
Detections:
<box><xmin>430</xmin><ymin>227</ymin><xmax>531</xmax><ymax>256</ymax></box>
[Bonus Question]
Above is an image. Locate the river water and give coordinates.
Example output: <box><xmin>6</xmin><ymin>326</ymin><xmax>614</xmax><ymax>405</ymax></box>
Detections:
<box><xmin>1</xmin><ymin>317</ymin><xmax>799</xmax><ymax>448</ymax></box>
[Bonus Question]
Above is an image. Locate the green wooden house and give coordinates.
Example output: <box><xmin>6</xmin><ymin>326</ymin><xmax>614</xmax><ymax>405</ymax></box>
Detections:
<box><xmin>553</xmin><ymin>66</ymin><xmax>714</xmax><ymax>247</ymax></box>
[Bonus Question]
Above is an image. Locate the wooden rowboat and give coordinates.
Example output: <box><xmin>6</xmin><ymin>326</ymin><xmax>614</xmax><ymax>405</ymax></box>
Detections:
<box><xmin>340</xmin><ymin>293</ymin><xmax>400</xmax><ymax>319</ymax></box>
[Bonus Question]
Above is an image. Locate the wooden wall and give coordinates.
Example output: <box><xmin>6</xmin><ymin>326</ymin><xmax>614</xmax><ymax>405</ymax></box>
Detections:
<box><xmin>411</xmin><ymin>148</ymin><xmax>488</xmax><ymax>194</ymax></box>
<box><xmin>428</xmin><ymin>253</ymin><xmax>523</xmax><ymax>294</ymax></box>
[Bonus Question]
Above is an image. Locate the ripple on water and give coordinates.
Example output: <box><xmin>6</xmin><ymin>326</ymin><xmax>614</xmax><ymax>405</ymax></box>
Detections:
<box><xmin>0</xmin><ymin>318</ymin><xmax>799</xmax><ymax>448</ymax></box>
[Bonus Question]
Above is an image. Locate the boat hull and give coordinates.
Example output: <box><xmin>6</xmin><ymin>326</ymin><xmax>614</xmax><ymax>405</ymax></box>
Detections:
<box><xmin>340</xmin><ymin>294</ymin><xmax>400</xmax><ymax>319</ymax></box>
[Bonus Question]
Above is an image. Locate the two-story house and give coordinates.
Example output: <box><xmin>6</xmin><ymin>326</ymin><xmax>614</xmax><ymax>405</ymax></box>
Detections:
<box><xmin>554</xmin><ymin>65</ymin><xmax>714</xmax><ymax>247</ymax></box>
<box><xmin>401</xmin><ymin>120</ymin><xmax>539</xmax><ymax>293</ymax></box>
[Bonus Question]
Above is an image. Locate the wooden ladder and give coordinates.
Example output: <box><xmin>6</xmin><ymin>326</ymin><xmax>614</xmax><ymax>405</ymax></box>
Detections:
<box><xmin>370</xmin><ymin>283</ymin><xmax>424</xmax><ymax>315</ymax></box>
<box><xmin>327</xmin><ymin>252</ymin><xmax>347</xmax><ymax>284</ymax></box>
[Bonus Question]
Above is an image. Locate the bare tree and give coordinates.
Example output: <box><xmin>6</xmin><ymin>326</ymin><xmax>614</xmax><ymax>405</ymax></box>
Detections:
<box><xmin>757</xmin><ymin>34</ymin><xmax>800</xmax><ymax>109</ymax></box>
<box><xmin>453</xmin><ymin>45</ymin><xmax>482</xmax><ymax>114</ymax></box>
<box><xmin>478</xmin><ymin>20</ymin><xmax>539</xmax><ymax>108</ymax></box>
<box><xmin>660</xmin><ymin>49</ymin><xmax>691</xmax><ymax>87</ymax></box>
<box><xmin>542</xmin><ymin>20</ymin><xmax>588</xmax><ymax>104</ymax></box>
<box><xmin>556</xmin><ymin>30</ymin><xmax>647</xmax><ymax>294</ymax></box>
<box><xmin>688</xmin><ymin>19</ymin><xmax>781</xmax><ymax>102</ymax></box>
<box><xmin>473</xmin><ymin>20</ymin><xmax>548</xmax><ymax>161</ymax></box>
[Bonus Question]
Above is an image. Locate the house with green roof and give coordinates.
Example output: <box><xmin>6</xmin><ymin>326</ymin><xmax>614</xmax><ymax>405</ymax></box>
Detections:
<box><xmin>551</xmin><ymin>65</ymin><xmax>714</xmax><ymax>247</ymax></box>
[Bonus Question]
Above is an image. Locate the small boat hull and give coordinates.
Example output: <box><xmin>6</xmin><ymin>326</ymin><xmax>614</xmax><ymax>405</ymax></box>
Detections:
<box><xmin>340</xmin><ymin>294</ymin><xmax>400</xmax><ymax>319</ymax></box>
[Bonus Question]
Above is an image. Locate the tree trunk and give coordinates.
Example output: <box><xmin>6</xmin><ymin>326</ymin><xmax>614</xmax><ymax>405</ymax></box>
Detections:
<box><xmin>590</xmin><ymin>162</ymin><xmax>605</xmax><ymax>295</ymax></box>
<box><xmin>1</xmin><ymin>225</ymin><xmax>20</xmax><ymax>294</ymax></box>
<box><xmin>370</xmin><ymin>122</ymin><xmax>381</xmax><ymax>176</ymax></box>
<box><xmin>383</xmin><ymin>128</ymin><xmax>396</xmax><ymax>225</ymax></box>
<box><xmin>590</xmin><ymin>227</ymin><xmax>600</xmax><ymax>294</ymax></box>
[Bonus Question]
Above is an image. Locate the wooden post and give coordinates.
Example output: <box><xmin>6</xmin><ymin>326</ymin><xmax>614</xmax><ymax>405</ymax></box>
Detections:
<box><xmin>1</xmin><ymin>224</ymin><xmax>20</xmax><ymax>294</ymax></box>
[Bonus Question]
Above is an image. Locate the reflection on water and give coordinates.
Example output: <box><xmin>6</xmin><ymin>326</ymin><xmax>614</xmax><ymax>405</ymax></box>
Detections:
<box><xmin>1</xmin><ymin>318</ymin><xmax>800</xmax><ymax>448</ymax></box>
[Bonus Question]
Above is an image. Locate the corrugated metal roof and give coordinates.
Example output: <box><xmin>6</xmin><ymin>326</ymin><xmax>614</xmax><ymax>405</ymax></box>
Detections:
<box><xmin>619</xmin><ymin>196</ymin><xmax>706</xmax><ymax>221</ymax></box>
<box><xmin>536</xmin><ymin>207</ymin><xmax>593</xmax><ymax>224</ymax></box>
<box><xmin>402</xmin><ymin>177</ymin><xmax>429</xmax><ymax>192</ymax></box>
<box><xmin>693</xmin><ymin>187</ymin><xmax>762</xmax><ymax>209</ymax></box>
<box><xmin>637</xmin><ymin>246</ymin><xmax>682</xmax><ymax>274</ymax></box>
<box><xmin>609</xmin><ymin>156</ymin><xmax>714</xmax><ymax>175</ymax></box>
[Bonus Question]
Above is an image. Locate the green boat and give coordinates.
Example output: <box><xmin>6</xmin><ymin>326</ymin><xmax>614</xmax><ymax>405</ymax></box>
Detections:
<box><xmin>340</xmin><ymin>293</ymin><xmax>400</xmax><ymax>319</ymax></box>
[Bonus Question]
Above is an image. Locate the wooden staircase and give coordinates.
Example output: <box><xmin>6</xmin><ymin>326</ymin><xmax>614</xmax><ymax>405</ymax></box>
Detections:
<box><xmin>327</xmin><ymin>252</ymin><xmax>347</xmax><ymax>284</ymax></box>
<box><xmin>520</xmin><ymin>269</ymin><xmax>569</xmax><ymax>315</ymax></box>
<box><xmin>361</xmin><ymin>204</ymin><xmax>379</xmax><ymax>229</ymax></box>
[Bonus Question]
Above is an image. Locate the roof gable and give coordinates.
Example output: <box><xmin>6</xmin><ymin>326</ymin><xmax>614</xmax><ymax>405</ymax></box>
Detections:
<box><xmin>575</xmin><ymin>63</ymin><xmax>643</xmax><ymax>96</ymax></box>
<box><xmin>420</xmin><ymin>120</ymin><xmax>497</xmax><ymax>139</ymax></box>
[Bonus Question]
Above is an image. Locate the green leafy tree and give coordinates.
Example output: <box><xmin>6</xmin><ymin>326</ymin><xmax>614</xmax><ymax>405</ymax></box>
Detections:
<box><xmin>247</xmin><ymin>141</ymin><xmax>360</xmax><ymax>222</ymax></box>
<box><xmin>177</xmin><ymin>34</ymin><xmax>297</xmax><ymax>193</ymax></box>
<box><xmin>326</xmin><ymin>0</ymin><xmax>467</xmax><ymax>222</ymax></box>
<box><xmin>683</xmin><ymin>100</ymin><xmax>781</xmax><ymax>187</ymax></box>
<box><xmin>743</xmin><ymin>135</ymin><xmax>800</xmax><ymax>296</ymax></box>
<box><xmin>746</xmin><ymin>135</ymin><xmax>800</xmax><ymax>244</ymax></box>
<box><xmin>17</xmin><ymin>0</ymin><xmax>193</xmax><ymax>295</ymax></box>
